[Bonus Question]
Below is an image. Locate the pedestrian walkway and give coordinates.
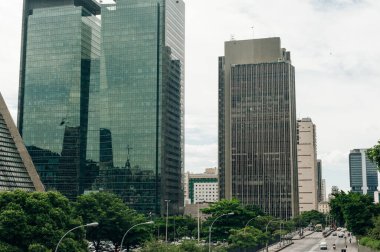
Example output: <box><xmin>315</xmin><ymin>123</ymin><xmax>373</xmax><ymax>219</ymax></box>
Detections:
<box><xmin>257</xmin><ymin>230</ymin><xmax>315</xmax><ymax>252</ymax></box>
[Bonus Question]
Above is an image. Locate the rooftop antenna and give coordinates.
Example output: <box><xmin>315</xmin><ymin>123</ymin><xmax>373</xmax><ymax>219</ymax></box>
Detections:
<box><xmin>251</xmin><ymin>26</ymin><xmax>254</xmax><ymax>39</ymax></box>
<box><xmin>230</xmin><ymin>34</ymin><xmax>235</xmax><ymax>41</ymax></box>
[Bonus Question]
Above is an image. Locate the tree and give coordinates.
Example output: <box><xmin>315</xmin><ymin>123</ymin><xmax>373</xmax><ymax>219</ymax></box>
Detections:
<box><xmin>330</xmin><ymin>191</ymin><xmax>377</xmax><ymax>235</ymax></box>
<box><xmin>369</xmin><ymin>216</ymin><xmax>380</xmax><ymax>240</ymax></box>
<box><xmin>292</xmin><ymin>210</ymin><xmax>326</xmax><ymax>227</ymax></box>
<box><xmin>153</xmin><ymin>215</ymin><xmax>197</xmax><ymax>241</ymax></box>
<box><xmin>0</xmin><ymin>190</ymin><xmax>87</xmax><ymax>252</ymax></box>
<box><xmin>228</xmin><ymin>226</ymin><xmax>267</xmax><ymax>249</ymax></box>
<box><xmin>74</xmin><ymin>192</ymin><xmax>151</xmax><ymax>252</ymax></box>
<box><xmin>201</xmin><ymin>199</ymin><xmax>264</xmax><ymax>242</ymax></box>
<box><xmin>367</xmin><ymin>140</ymin><xmax>380</xmax><ymax>171</ymax></box>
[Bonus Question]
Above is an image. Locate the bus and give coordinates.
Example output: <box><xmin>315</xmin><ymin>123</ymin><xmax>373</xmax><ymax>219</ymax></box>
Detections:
<box><xmin>315</xmin><ymin>224</ymin><xmax>323</xmax><ymax>232</ymax></box>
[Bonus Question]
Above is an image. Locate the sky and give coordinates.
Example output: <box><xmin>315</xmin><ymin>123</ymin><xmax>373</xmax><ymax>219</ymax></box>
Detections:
<box><xmin>1</xmin><ymin>0</ymin><xmax>380</xmax><ymax>194</ymax></box>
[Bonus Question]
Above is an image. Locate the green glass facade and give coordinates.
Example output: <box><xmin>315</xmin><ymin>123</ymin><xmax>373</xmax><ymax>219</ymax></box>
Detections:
<box><xmin>19</xmin><ymin>0</ymin><xmax>184</xmax><ymax>215</ymax></box>
<box><xmin>19</xmin><ymin>1</ymin><xmax>101</xmax><ymax>199</ymax></box>
<box><xmin>89</xmin><ymin>0</ymin><xmax>185</xmax><ymax>215</ymax></box>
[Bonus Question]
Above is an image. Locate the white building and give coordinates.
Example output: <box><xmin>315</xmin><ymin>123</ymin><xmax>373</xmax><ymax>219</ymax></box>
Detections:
<box><xmin>318</xmin><ymin>201</ymin><xmax>330</xmax><ymax>214</ymax></box>
<box><xmin>184</xmin><ymin>167</ymin><xmax>218</xmax><ymax>204</ymax></box>
<box><xmin>297</xmin><ymin>118</ymin><xmax>318</xmax><ymax>212</ymax></box>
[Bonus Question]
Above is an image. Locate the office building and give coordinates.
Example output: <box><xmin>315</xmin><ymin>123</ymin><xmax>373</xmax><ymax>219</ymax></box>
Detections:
<box><xmin>218</xmin><ymin>37</ymin><xmax>298</xmax><ymax>218</ymax></box>
<box><xmin>318</xmin><ymin>201</ymin><xmax>330</xmax><ymax>214</ymax></box>
<box><xmin>317</xmin><ymin>159</ymin><xmax>322</xmax><ymax>202</ymax></box>
<box><xmin>297</xmin><ymin>118</ymin><xmax>318</xmax><ymax>212</ymax></box>
<box><xmin>184</xmin><ymin>168</ymin><xmax>218</xmax><ymax>204</ymax></box>
<box><xmin>0</xmin><ymin>93</ymin><xmax>44</xmax><ymax>192</ymax></box>
<box><xmin>321</xmin><ymin>179</ymin><xmax>326</xmax><ymax>202</ymax></box>
<box><xmin>349</xmin><ymin>149</ymin><xmax>378</xmax><ymax>196</ymax></box>
<box><xmin>18</xmin><ymin>0</ymin><xmax>185</xmax><ymax>215</ymax></box>
<box><xmin>18</xmin><ymin>0</ymin><xmax>101</xmax><ymax>199</ymax></box>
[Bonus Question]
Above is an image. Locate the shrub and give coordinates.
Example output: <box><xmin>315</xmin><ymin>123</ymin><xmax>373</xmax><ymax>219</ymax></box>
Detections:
<box><xmin>28</xmin><ymin>244</ymin><xmax>50</xmax><ymax>252</ymax></box>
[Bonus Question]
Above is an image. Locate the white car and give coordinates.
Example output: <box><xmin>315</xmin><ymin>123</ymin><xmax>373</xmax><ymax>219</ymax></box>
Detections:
<box><xmin>320</xmin><ymin>241</ymin><xmax>328</xmax><ymax>250</ymax></box>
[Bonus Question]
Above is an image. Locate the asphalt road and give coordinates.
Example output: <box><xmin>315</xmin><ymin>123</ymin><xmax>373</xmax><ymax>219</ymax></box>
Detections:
<box><xmin>280</xmin><ymin>232</ymin><xmax>358</xmax><ymax>252</ymax></box>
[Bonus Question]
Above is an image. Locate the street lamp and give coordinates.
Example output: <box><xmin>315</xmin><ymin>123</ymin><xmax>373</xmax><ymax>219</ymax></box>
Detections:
<box><xmin>208</xmin><ymin>212</ymin><xmax>234</xmax><ymax>252</ymax></box>
<box><xmin>197</xmin><ymin>197</ymin><xmax>204</xmax><ymax>243</ymax></box>
<box><xmin>265</xmin><ymin>219</ymin><xmax>277</xmax><ymax>252</ymax></box>
<box><xmin>165</xmin><ymin>199</ymin><xmax>170</xmax><ymax>243</ymax></box>
<box><xmin>120</xmin><ymin>221</ymin><xmax>154</xmax><ymax>251</ymax></box>
<box><xmin>55</xmin><ymin>222</ymin><xmax>98</xmax><ymax>252</ymax></box>
<box><xmin>244</xmin><ymin>215</ymin><xmax>261</xmax><ymax>234</ymax></box>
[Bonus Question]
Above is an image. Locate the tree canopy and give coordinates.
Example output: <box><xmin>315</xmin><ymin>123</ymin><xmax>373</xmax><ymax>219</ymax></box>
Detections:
<box><xmin>74</xmin><ymin>192</ymin><xmax>151</xmax><ymax>252</ymax></box>
<box><xmin>201</xmin><ymin>198</ymin><xmax>264</xmax><ymax>241</ymax></box>
<box><xmin>367</xmin><ymin>140</ymin><xmax>380</xmax><ymax>171</ymax></box>
<box><xmin>329</xmin><ymin>191</ymin><xmax>377</xmax><ymax>235</ymax></box>
<box><xmin>228</xmin><ymin>226</ymin><xmax>267</xmax><ymax>249</ymax></box>
<box><xmin>0</xmin><ymin>190</ymin><xmax>87</xmax><ymax>252</ymax></box>
<box><xmin>292</xmin><ymin>210</ymin><xmax>326</xmax><ymax>227</ymax></box>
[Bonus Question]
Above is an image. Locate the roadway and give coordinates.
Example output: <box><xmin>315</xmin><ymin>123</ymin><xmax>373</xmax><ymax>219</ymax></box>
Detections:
<box><xmin>279</xmin><ymin>231</ymin><xmax>358</xmax><ymax>252</ymax></box>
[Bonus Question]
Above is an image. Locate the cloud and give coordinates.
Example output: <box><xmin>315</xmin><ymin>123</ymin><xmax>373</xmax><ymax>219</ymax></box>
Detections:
<box><xmin>185</xmin><ymin>143</ymin><xmax>218</xmax><ymax>173</ymax></box>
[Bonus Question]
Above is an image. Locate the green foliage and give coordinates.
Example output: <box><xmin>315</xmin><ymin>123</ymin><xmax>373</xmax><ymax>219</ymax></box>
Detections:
<box><xmin>228</xmin><ymin>226</ymin><xmax>267</xmax><ymax>249</ymax></box>
<box><xmin>330</xmin><ymin>191</ymin><xmax>377</xmax><ymax>235</ymax></box>
<box><xmin>368</xmin><ymin>216</ymin><xmax>380</xmax><ymax>240</ymax></box>
<box><xmin>28</xmin><ymin>244</ymin><xmax>50</xmax><ymax>252</ymax></box>
<box><xmin>0</xmin><ymin>190</ymin><xmax>86</xmax><ymax>252</ymax></box>
<box><xmin>201</xmin><ymin>198</ymin><xmax>264</xmax><ymax>241</ymax></box>
<box><xmin>153</xmin><ymin>215</ymin><xmax>197</xmax><ymax>241</ymax></box>
<box><xmin>178</xmin><ymin>240</ymin><xmax>205</xmax><ymax>252</ymax></box>
<box><xmin>140</xmin><ymin>240</ymin><xmax>180</xmax><ymax>252</ymax></box>
<box><xmin>367</xmin><ymin>140</ymin><xmax>380</xmax><ymax>171</ymax></box>
<box><xmin>359</xmin><ymin>236</ymin><xmax>380</xmax><ymax>250</ymax></box>
<box><xmin>0</xmin><ymin>241</ymin><xmax>22</xmax><ymax>252</ymax></box>
<box><xmin>329</xmin><ymin>191</ymin><xmax>348</xmax><ymax>226</ymax></box>
<box><xmin>74</xmin><ymin>192</ymin><xmax>151</xmax><ymax>251</ymax></box>
<box><xmin>292</xmin><ymin>210</ymin><xmax>326</xmax><ymax>227</ymax></box>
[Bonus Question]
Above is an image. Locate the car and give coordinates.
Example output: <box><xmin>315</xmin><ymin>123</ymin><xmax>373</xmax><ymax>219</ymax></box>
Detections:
<box><xmin>319</xmin><ymin>241</ymin><xmax>328</xmax><ymax>250</ymax></box>
<box><xmin>332</xmin><ymin>232</ymin><xmax>337</xmax><ymax>236</ymax></box>
<box><xmin>338</xmin><ymin>232</ymin><xmax>344</xmax><ymax>238</ymax></box>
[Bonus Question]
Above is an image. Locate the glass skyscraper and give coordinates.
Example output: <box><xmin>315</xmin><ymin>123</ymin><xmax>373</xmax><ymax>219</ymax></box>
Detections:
<box><xmin>18</xmin><ymin>0</ymin><xmax>184</xmax><ymax>215</ymax></box>
<box><xmin>19</xmin><ymin>0</ymin><xmax>101</xmax><ymax>200</ymax></box>
<box><xmin>349</xmin><ymin>149</ymin><xmax>378</xmax><ymax>197</ymax></box>
<box><xmin>88</xmin><ymin>0</ymin><xmax>185</xmax><ymax>214</ymax></box>
<box><xmin>218</xmin><ymin>38</ymin><xmax>299</xmax><ymax>219</ymax></box>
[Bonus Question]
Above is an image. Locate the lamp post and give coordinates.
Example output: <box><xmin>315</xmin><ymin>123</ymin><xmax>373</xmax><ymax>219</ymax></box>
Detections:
<box><xmin>165</xmin><ymin>199</ymin><xmax>170</xmax><ymax>243</ymax></box>
<box><xmin>265</xmin><ymin>219</ymin><xmax>276</xmax><ymax>252</ymax></box>
<box><xmin>208</xmin><ymin>212</ymin><xmax>234</xmax><ymax>252</ymax></box>
<box><xmin>197</xmin><ymin>198</ymin><xmax>204</xmax><ymax>243</ymax></box>
<box><xmin>244</xmin><ymin>215</ymin><xmax>261</xmax><ymax>234</ymax></box>
<box><xmin>120</xmin><ymin>221</ymin><xmax>154</xmax><ymax>251</ymax></box>
<box><xmin>55</xmin><ymin>222</ymin><xmax>98</xmax><ymax>252</ymax></box>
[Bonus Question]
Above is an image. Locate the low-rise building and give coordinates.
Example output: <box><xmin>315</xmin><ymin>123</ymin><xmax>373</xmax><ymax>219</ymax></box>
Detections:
<box><xmin>318</xmin><ymin>201</ymin><xmax>330</xmax><ymax>214</ymax></box>
<box><xmin>184</xmin><ymin>167</ymin><xmax>218</xmax><ymax>204</ymax></box>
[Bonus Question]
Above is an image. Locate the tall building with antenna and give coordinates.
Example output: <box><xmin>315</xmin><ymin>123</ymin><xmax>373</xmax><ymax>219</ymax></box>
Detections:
<box><xmin>218</xmin><ymin>37</ymin><xmax>298</xmax><ymax>218</ymax></box>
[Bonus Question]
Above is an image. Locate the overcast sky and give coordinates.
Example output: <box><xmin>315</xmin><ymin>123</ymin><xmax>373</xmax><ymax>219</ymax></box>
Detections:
<box><xmin>1</xmin><ymin>0</ymin><xmax>379</xmax><ymax>194</ymax></box>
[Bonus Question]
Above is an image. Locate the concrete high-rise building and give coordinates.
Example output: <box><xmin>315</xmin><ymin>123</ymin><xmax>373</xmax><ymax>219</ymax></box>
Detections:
<box><xmin>218</xmin><ymin>37</ymin><xmax>298</xmax><ymax>219</ymax></box>
<box><xmin>0</xmin><ymin>93</ymin><xmax>44</xmax><ymax>192</ymax></box>
<box><xmin>321</xmin><ymin>179</ymin><xmax>326</xmax><ymax>202</ymax></box>
<box><xmin>317</xmin><ymin>159</ymin><xmax>322</xmax><ymax>202</ymax></box>
<box><xmin>297</xmin><ymin>118</ymin><xmax>318</xmax><ymax>212</ymax></box>
<box><xmin>18</xmin><ymin>0</ymin><xmax>185</xmax><ymax>215</ymax></box>
<box><xmin>349</xmin><ymin>149</ymin><xmax>378</xmax><ymax>197</ymax></box>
